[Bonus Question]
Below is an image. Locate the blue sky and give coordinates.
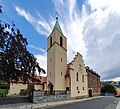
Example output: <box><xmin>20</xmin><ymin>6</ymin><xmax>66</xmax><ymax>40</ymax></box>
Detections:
<box><xmin>1</xmin><ymin>0</ymin><xmax>120</xmax><ymax>81</ymax></box>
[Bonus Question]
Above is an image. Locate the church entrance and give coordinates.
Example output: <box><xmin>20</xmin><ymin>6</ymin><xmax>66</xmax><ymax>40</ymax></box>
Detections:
<box><xmin>48</xmin><ymin>82</ymin><xmax>54</xmax><ymax>94</ymax></box>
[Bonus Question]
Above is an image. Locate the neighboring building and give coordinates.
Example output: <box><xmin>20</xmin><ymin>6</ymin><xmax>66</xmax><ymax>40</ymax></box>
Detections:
<box><xmin>114</xmin><ymin>81</ymin><xmax>120</xmax><ymax>85</ymax></box>
<box><xmin>8</xmin><ymin>76</ymin><xmax>47</xmax><ymax>95</ymax></box>
<box><xmin>9</xmin><ymin>83</ymin><xmax>27</xmax><ymax>95</ymax></box>
<box><xmin>101</xmin><ymin>81</ymin><xmax>115</xmax><ymax>87</ymax></box>
<box><xmin>114</xmin><ymin>85</ymin><xmax>120</xmax><ymax>96</ymax></box>
<box><xmin>86</xmin><ymin>66</ymin><xmax>100</xmax><ymax>97</ymax></box>
<box><xmin>47</xmin><ymin>17</ymin><xmax>88</xmax><ymax>98</ymax></box>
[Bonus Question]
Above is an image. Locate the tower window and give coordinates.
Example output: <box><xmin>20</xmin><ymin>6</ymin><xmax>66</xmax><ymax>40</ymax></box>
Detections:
<box><xmin>50</xmin><ymin>72</ymin><xmax>51</xmax><ymax>76</ymax></box>
<box><xmin>50</xmin><ymin>37</ymin><xmax>52</xmax><ymax>47</ymax></box>
<box><xmin>76</xmin><ymin>72</ymin><xmax>79</xmax><ymax>81</ymax></box>
<box><xmin>82</xmin><ymin>75</ymin><xmax>84</xmax><ymax>82</ymax></box>
<box><xmin>61</xmin><ymin>72</ymin><xmax>62</xmax><ymax>76</ymax></box>
<box><xmin>60</xmin><ymin>36</ymin><xmax>63</xmax><ymax>47</ymax></box>
<box><xmin>61</xmin><ymin>58</ymin><xmax>62</xmax><ymax>62</ymax></box>
<box><xmin>50</xmin><ymin>58</ymin><xmax>51</xmax><ymax>62</ymax></box>
<box><xmin>83</xmin><ymin>87</ymin><xmax>84</xmax><ymax>90</ymax></box>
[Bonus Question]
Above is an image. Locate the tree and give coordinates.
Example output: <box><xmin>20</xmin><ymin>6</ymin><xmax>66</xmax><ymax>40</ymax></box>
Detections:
<box><xmin>0</xmin><ymin>6</ymin><xmax>45</xmax><ymax>83</ymax></box>
<box><xmin>101</xmin><ymin>84</ymin><xmax>116</xmax><ymax>93</ymax></box>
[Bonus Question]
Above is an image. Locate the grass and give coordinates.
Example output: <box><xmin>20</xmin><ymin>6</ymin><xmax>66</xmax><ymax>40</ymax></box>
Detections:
<box><xmin>0</xmin><ymin>89</ymin><xmax>8</xmax><ymax>97</ymax></box>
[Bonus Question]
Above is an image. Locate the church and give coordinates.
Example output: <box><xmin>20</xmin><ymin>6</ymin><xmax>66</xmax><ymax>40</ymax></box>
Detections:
<box><xmin>47</xmin><ymin>17</ymin><xmax>88</xmax><ymax>98</ymax></box>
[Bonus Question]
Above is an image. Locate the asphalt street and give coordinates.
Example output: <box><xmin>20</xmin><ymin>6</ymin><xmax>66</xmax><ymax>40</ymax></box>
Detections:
<box><xmin>48</xmin><ymin>97</ymin><xmax>120</xmax><ymax>109</ymax></box>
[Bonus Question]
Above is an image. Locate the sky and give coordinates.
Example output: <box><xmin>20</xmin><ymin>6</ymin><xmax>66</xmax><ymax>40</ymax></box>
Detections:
<box><xmin>0</xmin><ymin>0</ymin><xmax>120</xmax><ymax>81</ymax></box>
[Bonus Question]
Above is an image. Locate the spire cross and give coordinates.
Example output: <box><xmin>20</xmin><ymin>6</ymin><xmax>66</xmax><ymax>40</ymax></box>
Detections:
<box><xmin>56</xmin><ymin>11</ymin><xmax>59</xmax><ymax>19</ymax></box>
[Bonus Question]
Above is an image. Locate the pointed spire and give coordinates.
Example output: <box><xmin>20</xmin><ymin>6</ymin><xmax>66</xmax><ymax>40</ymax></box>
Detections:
<box><xmin>53</xmin><ymin>17</ymin><xmax>63</xmax><ymax>34</ymax></box>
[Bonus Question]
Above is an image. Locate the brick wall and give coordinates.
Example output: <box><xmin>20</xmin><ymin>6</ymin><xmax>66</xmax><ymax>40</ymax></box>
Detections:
<box><xmin>86</xmin><ymin>68</ymin><xmax>100</xmax><ymax>96</ymax></box>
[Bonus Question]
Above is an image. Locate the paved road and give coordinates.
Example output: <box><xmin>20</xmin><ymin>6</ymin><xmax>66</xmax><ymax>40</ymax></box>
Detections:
<box><xmin>49</xmin><ymin>97</ymin><xmax>120</xmax><ymax>109</ymax></box>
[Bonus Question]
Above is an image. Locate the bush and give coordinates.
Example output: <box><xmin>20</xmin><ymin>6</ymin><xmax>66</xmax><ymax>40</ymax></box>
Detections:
<box><xmin>0</xmin><ymin>89</ymin><xmax>8</xmax><ymax>97</ymax></box>
<box><xmin>19</xmin><ymin>89</ymin><xmax>29</xmax><ymax>96</ymax></box>
<box><xmin>0</xmin><ymin>84</ymin><xmax>10</xmax><ymax>89</ymax></box>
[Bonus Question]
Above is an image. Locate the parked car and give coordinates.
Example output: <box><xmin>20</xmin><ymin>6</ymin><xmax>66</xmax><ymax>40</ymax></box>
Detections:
<box><xmin>114</xmin><ymin>92</ymin><xmax>120</xmax><ymax>97</ymax></box>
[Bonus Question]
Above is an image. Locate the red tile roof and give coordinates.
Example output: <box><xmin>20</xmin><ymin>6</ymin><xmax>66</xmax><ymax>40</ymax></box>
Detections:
<box><xmin>10</xmin><ymin>76</ymin><xmax>47</xmax><ymax>85</ymax></box>
<box><xmin>32</xmin><ymin>76</ymin><xmax>47</xmax><ymax>84</ymax></box>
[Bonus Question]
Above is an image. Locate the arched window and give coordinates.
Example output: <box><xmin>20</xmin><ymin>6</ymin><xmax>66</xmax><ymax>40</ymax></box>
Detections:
<box><xmin>77</xmin><ymin>86</ymin><xmax>79</xmax><ymax>90</ymax></box>
<box><xmin>76</xmin><ymin>72</ymin><xmax>78</xmax><ymax>81</ymax></box>
<box><xmin>50</xmin><ymin>37</ymin><xmax>52</xmax><ymax>47</ymax></box>
<box><xmin>61</xmin><ymin>58</ymin><xmax>62</xmax><ymax>62</ymax></box>
<box><xmin>60</xmin><ymin>36</ymin><xmax>63</xmax><ymax>47</ymax></box>
<box><xmin>82</xmin><ymin>75</ymin><xmax>84</xmax><ymax>82</ymax></box>
<box><xmin>61</xmin><ymin>72</ymin><xmax>62</xmax><ymax>76</ymax></box>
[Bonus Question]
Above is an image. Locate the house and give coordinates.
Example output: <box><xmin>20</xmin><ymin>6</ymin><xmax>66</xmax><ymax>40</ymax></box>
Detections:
<box><xmin>8</xmin><ymin>76</ymin><xmax>47</xmax><ymax>95</ymax></box>
<box><xmin>101</xmin><ymin>81</ymin><xmax>114</xmax><ymax>87</ymax></box>
<box><xmin>86</xmin><ymin>66</ymin><xmax>101</xmax><ymax>97</ymax></box>
<box><xmin>47</xmin><ymin>17</ymin><xmax>88</xmax><ymax>98</ymax></box>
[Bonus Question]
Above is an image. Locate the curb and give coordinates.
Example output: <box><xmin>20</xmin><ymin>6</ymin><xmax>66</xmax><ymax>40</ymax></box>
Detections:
<box><xmin>0</xmin><ymin>96</ymin><xmax>103</xmax><ymax>109</ymax></box>
<box><xmin>36</xmin><ymin>96</ymin><xmax>103</xmax><ymax>109</ymax></box>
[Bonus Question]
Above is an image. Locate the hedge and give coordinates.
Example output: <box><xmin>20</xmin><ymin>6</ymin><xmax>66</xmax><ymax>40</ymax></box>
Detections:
<box><xmin>0</xmin><ymin>84</ymin><xmax>10</xmax><ymax>89</ymax></box>
<box><xmin>0</xmin><ymin>89</ymin><xmax>8</xmax><ymax>97</ymax></box>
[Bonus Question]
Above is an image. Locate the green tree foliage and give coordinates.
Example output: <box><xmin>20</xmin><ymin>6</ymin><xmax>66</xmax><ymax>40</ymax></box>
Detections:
<box><xmin>0</xmin><ymin>6</ymin><xmax>45</xmax><ymax>83</ymax></box>
<box><xmin>101</xmin><ymin>84</ymin><xmax>116</xmax><ymax>93</ymax></box>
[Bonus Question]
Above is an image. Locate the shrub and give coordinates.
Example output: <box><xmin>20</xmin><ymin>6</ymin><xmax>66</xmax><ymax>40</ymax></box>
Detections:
<box><xmin>19</xmin><ymin>89</ymin><xmax>29</xmax><ymax>96</ymax></box>
<box><xmin>0</xmin><ymin>89</ymin><xmax>8</xmax><ymax>97</ymax></box>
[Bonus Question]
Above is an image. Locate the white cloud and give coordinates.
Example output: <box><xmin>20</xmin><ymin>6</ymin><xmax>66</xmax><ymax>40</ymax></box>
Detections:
<box><xmin>15</xmin><ymin>6</ymin><xmax>52</xmax><ymax>36</ymax></box>
<box><xmin>28</xmin><ymin>45</ymin><xmax>46</xmax><ymax>54</ymax></box>
<box><xmin>15</xmin><ymin>6</ymin><xmax>34</xmax><ymax>23</ymax></box>
<box><xmin>53</xmin><ymin>0</ymin><xmax>87</xmax><ymax>62</ymax></box>
<box><xmin>35</xmin><ymin>53</ymin><xmax>47</xmax><ymax>74</ymax></box>
<box><xmin>83</xmin><ymin>0</ymin><xmax>120</xmax><ymax>80</ymax></box>
<box><xmin>14</xmin><ymin>1</ymin><xmax>120</xmax><ymax>81</ymax></box>
<box><xmin>28</xmin><ymin>45</ymin><xmax>47</xmax><ymax>74</ymax></box>
<box><xmin>112</xmin><ymin>77</ymin><xmax>120</xmax><ymax>82</ymax></box>
<box><xmin>89</xmin><ymin>0</ymin><xmax>120</xmax><ymax>12</ymax></box>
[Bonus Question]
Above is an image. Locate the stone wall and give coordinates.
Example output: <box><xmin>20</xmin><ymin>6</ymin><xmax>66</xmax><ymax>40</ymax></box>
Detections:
<box><xmin>33</xmin><ymin>94</ymin><xmax>71</xmax><ymax>103</ymax></box>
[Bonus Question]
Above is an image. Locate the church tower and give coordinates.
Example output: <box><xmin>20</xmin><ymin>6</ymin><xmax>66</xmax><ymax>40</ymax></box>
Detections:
<box><xmin>47</xmin><ymin>17</ymin><xmax>67</xmax><ymax>93</ymax></box>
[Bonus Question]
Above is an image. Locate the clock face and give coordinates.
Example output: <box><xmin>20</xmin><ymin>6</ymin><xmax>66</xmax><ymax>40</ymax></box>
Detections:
<box><xmin>54</xmin><ymin>45</ymin><xmax>61</xmax><ymax>52</ymax></box>
<box><xmin>57</xmin><ymin>48</ymin><xmax>61</xmax><ymax>52</ymax></box>
<box><xmin>50</xmin><ymin>46</ymin><xmax>61</xmax><ymax>53</ymax></box>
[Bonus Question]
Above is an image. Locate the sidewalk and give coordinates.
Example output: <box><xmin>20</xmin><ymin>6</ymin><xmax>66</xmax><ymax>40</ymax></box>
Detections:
<box><xmin>0</xmin><ymin>96</ymin><xmax>102</xmax><ymax>109</ymax></box>
<box><xmin>116</xmin><ymin>99</ymin><xmax>120</xmax><ymax>109</ymax></box>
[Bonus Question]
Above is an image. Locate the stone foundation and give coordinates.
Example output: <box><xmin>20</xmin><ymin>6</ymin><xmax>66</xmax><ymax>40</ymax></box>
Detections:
<box><xmin>71</xmin><ymin>95</ymin><xmax>88</xmax><ymax>100</ymax></box>
<box><xmin>33</xmin><ymin>94</ymin><xmax>71</xmax><ymax>103</ymax></box>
